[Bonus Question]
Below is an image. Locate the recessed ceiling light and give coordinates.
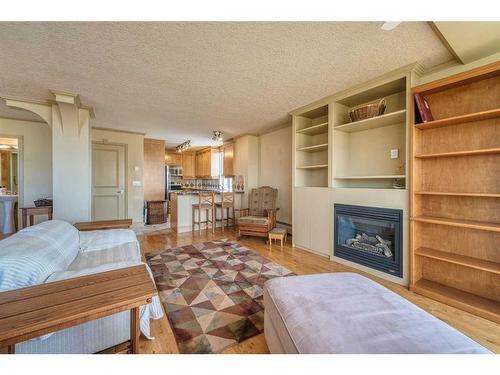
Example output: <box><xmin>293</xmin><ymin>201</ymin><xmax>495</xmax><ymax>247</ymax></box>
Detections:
<box><xmin>381</xmin><ymin>22</ymin><xmax>401</xmax><ymax>31</ymax></box>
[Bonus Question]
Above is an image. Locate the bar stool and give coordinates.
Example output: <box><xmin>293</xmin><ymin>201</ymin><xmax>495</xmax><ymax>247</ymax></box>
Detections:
<box><xmin>215</xmin><ymin>192</ymin><xmax>235</xmax><ymax>232</ymax></box>
<box><xmin>192</xmin><ymin>192</ymin><xmax>215</xmax><ymax>234</ymax></box>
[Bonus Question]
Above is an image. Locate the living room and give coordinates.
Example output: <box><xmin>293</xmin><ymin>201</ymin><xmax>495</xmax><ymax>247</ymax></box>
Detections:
<box><xmin>0</xmin><ymin>1</ymin><xmax>499</xmax><ymax>373</ymax></box>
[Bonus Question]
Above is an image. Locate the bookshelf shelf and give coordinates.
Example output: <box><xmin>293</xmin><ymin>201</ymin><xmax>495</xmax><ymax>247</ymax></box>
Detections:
<box><xmin>415</xmin><ymin>247</ymin><xmax>500</xmax><ymax>275</ymax></box>
<box><xmin>412</xmin><ymin>215</ymin><xmax>500</xmax><ymax>232</ymax></box>
<box><xmin>414</xmin><ymin>108</ymin><xmax>500</xmax><ymax>130</ymax></box>
<box><xmin>296</xmin><ymin>164</ymin><xmax>328</xmax><ymax>170</ymax></box>
<box><xmin>414</xmin><ymin>191</ymin><xmax>500</xmax><ymax>198</ymax></box>
<box><xmin>336</xmin><ymin>175</ymin><xmax>405</xmax><ymax>180</ymax></box>
<box><xmin>415</xmin><ymin>148</ymin><xmax>500</xmax><ymax>159</ymax></box>
<box><xmin>296</xmin><ymin>143</ymin><xmax>328</xmax><ymax>152</ymax></box>
<box><xmin>296</xmin><ymin>122</ymin><xmax>328</xmax><ymax>135</ymax></box>
<box><xmin>411</xmin><ymin>280</ymin><xmax>500</xmax><ymax>324</ymax></box>
<box><xmin>334</xmin><ymin>109</ymin><xmax>406</xmax><ymax>133</ymax></box>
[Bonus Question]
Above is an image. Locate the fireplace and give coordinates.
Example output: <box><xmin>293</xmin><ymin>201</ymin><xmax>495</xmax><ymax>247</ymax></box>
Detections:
<box><xmin>334</xmin><ymin>204</ymin><xmax>402</xmax><ymax>277</ymax></box>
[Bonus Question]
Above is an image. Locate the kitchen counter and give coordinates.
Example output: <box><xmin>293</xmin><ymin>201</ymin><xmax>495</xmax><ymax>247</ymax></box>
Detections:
<box><xmin>169</xmin><ymin>191</ymin><xmax>243</xmax><ymax>233</ymax></box>
<box><xmin>172</xmin><ymin>189</ymin><xmax>245</xmax><ymax>196</ymax></box>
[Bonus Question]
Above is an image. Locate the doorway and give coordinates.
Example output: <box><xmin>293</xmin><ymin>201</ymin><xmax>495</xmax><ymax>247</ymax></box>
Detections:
<box><xmin>92</xmin><ymin>142</ymin><xmax>127</xmax><ymax>221</ymax></box>
<box><xmin>0</xmin><ymin>136</ymin><xmax>21</xmax><ymax>233</ymax></box>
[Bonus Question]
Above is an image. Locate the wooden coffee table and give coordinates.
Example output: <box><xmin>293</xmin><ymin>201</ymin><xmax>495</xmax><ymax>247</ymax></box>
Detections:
<box><xmin>0</xmin><ymin>265</ymin><xmax>157</xmax><ymax>354</ymax></box>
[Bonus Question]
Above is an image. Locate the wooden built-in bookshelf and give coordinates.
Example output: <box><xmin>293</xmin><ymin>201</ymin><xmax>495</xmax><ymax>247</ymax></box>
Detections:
<box><xmin>410</xmin><ymin>61</ymin><xmax>500</xmax><ymax>323</ymax></box>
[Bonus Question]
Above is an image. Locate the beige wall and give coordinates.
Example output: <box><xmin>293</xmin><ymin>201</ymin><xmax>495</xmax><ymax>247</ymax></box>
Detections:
<box><xmin>0</xmin><ymin>118</ymin><xmax>53</xmax><ymax>225</ymax></box>
<box><xmin>91</xmin><ymin>129</ymin><xmax>145</xmax><ymax>223</ymax></box>
<box><xmin>259</xmin><ymin>125</ymin><xmax>292</xmax><ymax>225</ymax></box>
<box><xmin>233</xmin><ymin>135</ymin><xmax>259</xmax><ymax>206</ymax></box>
<box><xmin>51</xmin><ymin>104</ymin><xmax>91</xmax><ymax>223</ymax></box>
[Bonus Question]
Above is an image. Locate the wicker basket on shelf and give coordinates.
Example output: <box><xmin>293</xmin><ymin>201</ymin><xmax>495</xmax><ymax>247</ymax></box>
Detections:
<box><xmin>349</xmin><ymin>98</ymin><xmax>387</xmax><ymax>122</ymax></box>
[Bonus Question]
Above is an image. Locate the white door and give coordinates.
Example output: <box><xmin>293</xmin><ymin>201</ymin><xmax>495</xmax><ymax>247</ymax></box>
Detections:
<box><xmin>92</xmin><ymin>143</ymin><xmax>126</xmax><ymax>220</ymax></box>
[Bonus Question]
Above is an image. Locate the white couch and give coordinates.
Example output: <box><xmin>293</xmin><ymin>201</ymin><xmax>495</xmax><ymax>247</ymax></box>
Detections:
<box><xmin>0</xmin><ymin>220</ymin><xmax>163</xmax><ymax>354</ymax></box>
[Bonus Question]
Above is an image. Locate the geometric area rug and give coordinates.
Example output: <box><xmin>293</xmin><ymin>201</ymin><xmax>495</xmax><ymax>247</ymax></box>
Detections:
<box><xmin>145</xmin><ymin>239</ymin><xmax>294</xmax><ymax>353</ymax></box>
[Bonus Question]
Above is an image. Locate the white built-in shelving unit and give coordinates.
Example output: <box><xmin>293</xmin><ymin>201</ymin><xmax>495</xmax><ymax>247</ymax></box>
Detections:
<box><xmin>294</xmin><ymin>105</ymin><xmax>329</xmax><ymax>187</ymax></box>
<box><xmin>332</xmin><ymin>77</ymin><xmax>408</xmax><ymax>189</ymax></box>
<box><xmin>291</xmin><ymin>64</ymin><xmax>417</xmax><ymax>284</ymax></box>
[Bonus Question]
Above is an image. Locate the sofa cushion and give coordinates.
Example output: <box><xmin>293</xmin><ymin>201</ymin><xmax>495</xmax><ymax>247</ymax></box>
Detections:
<box><xmin>238</xmin><ymin>216</ymin><xmax>269</xmax><ymax>225</ymax></box>
<box><xmin>68</xmin><ymin>242</ymin><xmax>141</xmax><ymax>270</ymax></box>
<box><xmin>264</xmin><ymin>273</ymin><xmax>491</xmax><ymax>354</ymax></box>
<box><xmin>79</xmin><ymin>229</ymin><xmax>138</xmax><ymax>252</ymax></box>
<box><xmin>0</xmin><ymin>220</ymin><xmax>80</xmax><ymax>292</ymax></box>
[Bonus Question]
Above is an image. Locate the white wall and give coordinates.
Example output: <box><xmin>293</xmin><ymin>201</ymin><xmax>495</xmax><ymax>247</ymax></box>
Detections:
<box><xmin>0</xmin><ymin>118</ymin><xmax>52</xmax><ymax>225</ymax></box>
<box><xmin>259</xmin><ymin>125</ymin><xmax>292</xmax><ymax>225</ymax></box>
<box><xmin>91</xmin><ymin>128</ymin><xmax>145</xmax><ymax>223</ymax></box>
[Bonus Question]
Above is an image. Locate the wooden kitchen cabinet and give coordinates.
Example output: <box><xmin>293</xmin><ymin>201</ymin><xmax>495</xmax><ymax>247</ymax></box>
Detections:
<box><xmin>165</xmin><ymin>152</ymin><xmax>182</xmax><ymax>166</ymax></box>
<box><xmin>221</xmin><ymin>142</ymin><xmax>234</xmax><ymax>176</ymax></box>
<box><xmin>195</xmin><ymin>148</ymin><xmax>220</xmax><ymax>178</ymax></box>
<box><xmin>182</xmin><ymin>152</ymin><xmax>196</xmax><ymax>179</ymax></box>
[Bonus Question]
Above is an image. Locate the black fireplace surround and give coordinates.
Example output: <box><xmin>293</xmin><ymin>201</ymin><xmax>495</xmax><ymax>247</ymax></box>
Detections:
<box><xmin>334</xmin><ymin>204</ymin><xmax>403</xmax><ymax>277</ymax></box>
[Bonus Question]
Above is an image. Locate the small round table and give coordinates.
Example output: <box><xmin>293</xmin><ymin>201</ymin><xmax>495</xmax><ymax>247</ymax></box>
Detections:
<box><xmin>0</xmin><ymin>195</ymin><xmax>18</xmax><ymax>234</ymax></box>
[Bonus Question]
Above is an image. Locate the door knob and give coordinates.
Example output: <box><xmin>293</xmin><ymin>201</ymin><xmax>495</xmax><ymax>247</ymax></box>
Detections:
<box><xmin>117</xmin><ymin>189</ymin><xmax>125</xmax><ymax>194</ymax></box>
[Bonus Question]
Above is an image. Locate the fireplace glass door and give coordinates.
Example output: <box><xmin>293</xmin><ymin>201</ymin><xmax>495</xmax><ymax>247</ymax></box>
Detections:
<box><xmin>334</xmin><ymin>204</ymin><xmax>402</xmax><ymax>277</ymax></box>
<box><xmin>337</xmin><ymin>215</ymin><xmax>396</xmax><ymax>261</ymax></box>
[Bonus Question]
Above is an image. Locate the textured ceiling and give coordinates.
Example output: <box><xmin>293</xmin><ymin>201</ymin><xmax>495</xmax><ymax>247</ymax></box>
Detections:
<box><xmin>0</xmin><ymin>22</ymin><xmax>452</xmax><ymax>147</ymax></box>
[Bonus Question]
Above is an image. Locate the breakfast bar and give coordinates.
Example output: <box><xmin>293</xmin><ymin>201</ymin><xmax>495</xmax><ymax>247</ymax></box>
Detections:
<box><xmin>169</xmin><ymin>191</ymin><xmax>243</xmax><ymax>233</ymax></box>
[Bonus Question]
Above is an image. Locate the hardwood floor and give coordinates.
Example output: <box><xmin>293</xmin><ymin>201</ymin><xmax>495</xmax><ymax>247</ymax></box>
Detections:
<box><xmin>134</xmin><ymin>226</ymin><xmax>500</xmax><ymax>354</ymax></box>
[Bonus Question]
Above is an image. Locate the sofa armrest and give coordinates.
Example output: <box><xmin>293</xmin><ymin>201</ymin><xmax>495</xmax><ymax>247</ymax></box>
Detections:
<box><xmin>74</xmin><ymin>219</ymin><xmax>133</xmax><ymax>231</ymax></box>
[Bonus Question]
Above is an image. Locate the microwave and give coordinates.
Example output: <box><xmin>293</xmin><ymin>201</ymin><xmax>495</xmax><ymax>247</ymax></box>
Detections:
<box><xmin>168</xmin><ymin>166</ymin><xmax>183</xmax><ymax>177</ymax></box>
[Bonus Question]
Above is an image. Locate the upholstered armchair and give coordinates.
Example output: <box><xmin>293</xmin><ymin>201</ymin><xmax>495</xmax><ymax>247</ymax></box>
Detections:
<box><xmin>237</xmin><ymin>186</ymin><xmax>278</xmax><ymax>239</ymax></box>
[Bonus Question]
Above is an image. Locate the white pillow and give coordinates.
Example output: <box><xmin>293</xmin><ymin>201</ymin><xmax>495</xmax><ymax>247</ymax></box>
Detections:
<box><xmin>0</xmin><ymin>220</ymin><xmax>80</xmax><ymax>292</ymax></box>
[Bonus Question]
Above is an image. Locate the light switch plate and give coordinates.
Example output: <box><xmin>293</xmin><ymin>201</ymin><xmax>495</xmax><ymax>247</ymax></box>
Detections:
<box><xmin>390</xmin><ymin>149</ymin><xmax>399</xmax><ymax>159</ymax></box>
<box><xmin>132</xmin><ymin>180</ymin><xmax>142</xmax><ymax>187</ymax></box>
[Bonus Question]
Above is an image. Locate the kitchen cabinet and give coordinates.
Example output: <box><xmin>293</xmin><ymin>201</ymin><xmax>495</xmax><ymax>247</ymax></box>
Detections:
<box><xmin>165</xmin><ymin>152</ymin><xmax>182</xmax><ymax>166</ymax></box>
<box><xmin>293</xmin><ymin>187</ymin><xmax>331</xmax><ymax>257</ymax></box>
<box><xmin>221</xmin><ymin>142</ymin><xmax>234</xmax><ymax>176</ymax></box>
<box><xmin>195</xmin><ymin>148</ymin><xmax>220</xmax><ymax>178</ymax></box>
<box><xmin>182</xmin><ymin>152</ymin><xmax>196</xmax><ymax>179</ymax></box>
